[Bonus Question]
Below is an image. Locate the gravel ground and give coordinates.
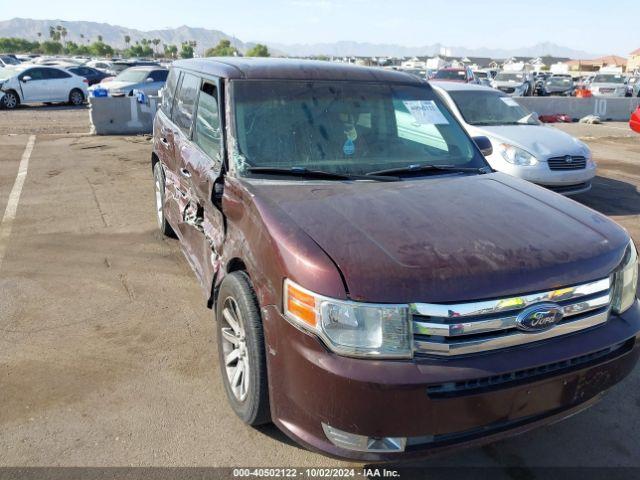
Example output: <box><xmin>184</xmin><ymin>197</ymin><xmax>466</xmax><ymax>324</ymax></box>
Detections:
<box><xmin>0</xmin><ymin>111</ymin><xmax>638</xmax><ymax>474</ymax></box>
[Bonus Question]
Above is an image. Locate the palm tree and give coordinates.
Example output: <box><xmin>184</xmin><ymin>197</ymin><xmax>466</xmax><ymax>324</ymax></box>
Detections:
<box><xmin>124</xmin><ymin>35</ymin><xmax>131</xmax><ymax>48</ymax></box>
<box><xmin>152</xmin><ymin>38</ymin><xmax>160</xmax><ymax>56</ymax></box>
<box><xmin>97</xmin><ymin>35</ymin><xmax>103</xmax><ymax>43</ymax></box>
<box><xmin>37</xmin><ymin>32</ymin><xmax>42</xmax><ymax>39</ymax></box>
<box><xmin>60</xmin><ymin>27</ymin><xmax>68</xmax><ymax>46</ymax></box>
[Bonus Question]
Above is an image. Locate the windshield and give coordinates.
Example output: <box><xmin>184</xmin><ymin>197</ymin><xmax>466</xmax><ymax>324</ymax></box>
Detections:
<box><xmin>0</xmin><ymin>55</ymin><xmax>20</xmax><ymax>65</ymax></box>
<box><xmin>231</xmin><ymin>80</ymin><xmax>486</xmax><ymax>177</ymax></box>
<box><xmin>113</xmin><ymin>68</ymin><xmax>150</xmax><ymax>83</ymax></box>
<box><xmin>593</xmin><ymin>74</ymin><xmax>624</xmax><ymax>84</ymax></box>
<box><xmin>449</xmin><ymin>90</ymin><xmax>539</xmax><ymax>126</ymax></box>
<box><xmin>475</xmin><ymin>72</ymin><xmax>487</xmax><ymax>78</ymax></box>
<box><xmin>547</xmin><ymin>77</ymin><xmax>572</xmax><ymax>86</ymax></box>
<box><xmin>433</xmin><ymin>70</ymin><xmax>466</xmax><ymax>80</ymax></box>
<box><xmin>494</xmin><ymin>72</ymin><xmax>524</xmax><ymax>82</ymax></box>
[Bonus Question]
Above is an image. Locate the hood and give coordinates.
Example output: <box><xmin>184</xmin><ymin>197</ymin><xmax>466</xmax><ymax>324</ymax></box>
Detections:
<box><xmin>591</xmin><ymin>82</ymin><xmax>625</xmax><ymax>89</ymax></box>
<box><xmin>246</xmin><ymin>173</ymin><xmax>628</xmax><ymax>303</ymax></box>
<box><xmin>474</xmin><ymin>124</ymin><xmax>588</xmax><ymax>160</ymax></box>
<box><xmin>494</xmin><ymin>80</ymin><xmax>525</xmax><ymax>87</ymax></box>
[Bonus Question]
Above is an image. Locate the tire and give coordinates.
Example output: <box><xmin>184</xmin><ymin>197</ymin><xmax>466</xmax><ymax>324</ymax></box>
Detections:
<box><xmin>68</xmin><ymin>88</ymin><xmax>84</xmax><ymax>106</ymax></box>
<box><xmin>153</xmin><ymin>162</ymin><xmax>176</xmax><ymax>238</ymax></box>
<box><xmin>216</xmin><ymin>271</ymin><xmax>270</xmax><ymax>426</ymax></box>
<box><xmin>1</xmin><ymin>90</ymin><xmax>19</xmax><ymax>109</ymax></box>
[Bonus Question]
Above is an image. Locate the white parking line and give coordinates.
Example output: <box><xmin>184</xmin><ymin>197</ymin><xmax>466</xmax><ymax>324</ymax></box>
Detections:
<box><xmin>0</xmin><ymin>135</ymin><xmax>36</xmax><ymax>269</ymax></box>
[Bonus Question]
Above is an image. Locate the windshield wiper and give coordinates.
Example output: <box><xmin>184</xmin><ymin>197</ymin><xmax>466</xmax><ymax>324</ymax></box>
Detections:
<box><xmin>246</xmin><ymin>166</ymin><xmax>399</xmax><ymax>182</ymax></box>
<box><xmin>366</xmin><ymin>164</ymin><xmax>491</xmax><ymax>177</ymax></box>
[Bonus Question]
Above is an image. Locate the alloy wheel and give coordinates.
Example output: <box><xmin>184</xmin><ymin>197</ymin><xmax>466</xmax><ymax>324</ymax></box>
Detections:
<box><xmin>3</xmin><ymin>93</ymin><xmax>17</xmax><ymax>109</ymax></box>
<box><xmin>220</xmin><ymin>296</ymin><xmax>250</xmax><ymax>402</ymax></box>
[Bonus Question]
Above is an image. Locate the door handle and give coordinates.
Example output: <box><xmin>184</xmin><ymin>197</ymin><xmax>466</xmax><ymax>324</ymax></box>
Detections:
<box><xmin>180</xmin><ymin>168</ymin><xmax>191</xmax><ymax>178</ymax></box>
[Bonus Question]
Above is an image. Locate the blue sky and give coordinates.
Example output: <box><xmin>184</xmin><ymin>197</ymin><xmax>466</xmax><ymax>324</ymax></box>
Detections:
<box><xmin>5</xmin><ymin>0</ymin><xmax>637</xmax><ymax>55</ymax></box>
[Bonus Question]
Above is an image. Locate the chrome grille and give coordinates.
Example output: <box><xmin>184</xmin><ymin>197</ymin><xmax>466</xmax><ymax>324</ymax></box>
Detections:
<box><xmin>547</xmin><ymin>155</ymin><xmax>587</xmax><ymax>170</ymax></box>
<box><xmin>411</xmin><ymin>278</ymin><xmax>611</xmax><ymax>357</ymax></box>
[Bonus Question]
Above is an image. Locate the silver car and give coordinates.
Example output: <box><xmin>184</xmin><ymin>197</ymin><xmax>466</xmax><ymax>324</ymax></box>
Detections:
<box><xmin>589</xmin><ymin>73</ymin><xmax>627</xmax><ymax>97</ymax></box>
<box><xmin>432</xmin><ymin>82</ymin><xmax>596</xmax><ymax>195</ymax></box>
<box><xmin>491</xmin><ymin>71</ymin><xmax>534</xmax><ymax>96</ymax></box>
<box><xmin>89</xmin><ymin>66</ymin><xmax>168</xmax><ymax>97</ymax></box>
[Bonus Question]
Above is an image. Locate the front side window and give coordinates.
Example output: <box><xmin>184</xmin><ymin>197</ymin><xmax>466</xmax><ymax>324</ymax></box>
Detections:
<box><xmin>21</xmin><ymin>68</ymin><xmax>46</xmax><ymax>80</ymax></box>
<box><xmin>45</xmin><ymin>69</ymin><xmax>71</xmax><ymax>79</ymax></box>
<box><xmin>232</xmin><ymin>80</ymin><xmax>485</xmax><ymax>176</ymax></box>
<box><xmin>173</xmin><ymin>73</ymin><xmax>200</xmax><ymax>133</ymax></box>
<box><xmin>194</xmin><ymin>82</ymin><xmax>221</xmax><ymax>160</ymax></box>
<box><xmin>449</xmin><ymin>90</ymin><xmax>539</xmax><ymax>126</ymax></box>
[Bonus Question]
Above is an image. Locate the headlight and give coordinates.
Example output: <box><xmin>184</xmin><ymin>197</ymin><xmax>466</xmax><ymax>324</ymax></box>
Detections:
<box><xmin>611</xmin><ymin>240</ymin><xmax>638</xmax><ymax>314</ymax></box>
<box><xmin>498</xmin><ymin>143</ymin><xmax>538</xmax><ymax>166</ymax></box>
<box><xmin>283</xmin><ymin>279</ymin><xmax>412</xmax><ymax>358</ymax></box>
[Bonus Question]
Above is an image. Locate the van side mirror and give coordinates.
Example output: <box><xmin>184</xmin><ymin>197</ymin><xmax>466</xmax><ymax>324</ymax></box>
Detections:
<box><xmin>146</xmin><ymin>77</ymin><xmax>154</xmax><ymax>83</ymax></box>
<box><xmin>21</xmin><ymin>75</ymin><xmax>32</xmax><ymax>83</ymax></box>
<box><xmin>473</xmin><ymin>136</ymin><xmax>493</xmax><ymax>156</ymax></box>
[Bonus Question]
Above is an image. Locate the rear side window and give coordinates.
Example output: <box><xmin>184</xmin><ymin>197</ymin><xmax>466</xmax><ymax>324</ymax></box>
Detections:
<box><xmin>173</xmin><ymin>73</ymin><xmax>200</xmax><ymax>133</ymax></box>
<box><xmin>193</xmin><ymin>82</ymin><xmax>221</xmax><ymax>159</ymax></box>
<box><xmin>161</xmin><ymin>69</ymin><xmax>179</xmax><ymax>117</ymax></box>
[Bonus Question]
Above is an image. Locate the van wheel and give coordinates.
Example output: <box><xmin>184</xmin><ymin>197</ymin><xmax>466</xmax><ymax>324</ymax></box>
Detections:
<box><xmin>153</xmin><ymin>162</ymin><xmax>176</xmax><ymax>238</ymax></box>
<box><xmin>216</xmin><ymin>272</ymin><xmax>270</xmax><ymax>426</ymax></box>
<box><xmin>1</xmin><ymin>90</ymin><xmax>19</xmax><ymax>109</ymax></box>
<box><xmin>69</xmin><ymin>89</ymin><xmax>85</xmax><ymax>106</ymax></box>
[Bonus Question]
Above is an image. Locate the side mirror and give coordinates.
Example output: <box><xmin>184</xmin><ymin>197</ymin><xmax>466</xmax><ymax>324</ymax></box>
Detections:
<box><xmin>146</xmin><ymin>77</ymin><xmax>154</xmax><ymax>83</ymax></box>
<box><xmin>21</xmin><ymin>75</ymin><xmax>32</xmax><ymax>83</ymax></box>
<box><xmin>473</xmin><ymin>136</ymin><xmax>493</xmax><ymax>156</ymax></box>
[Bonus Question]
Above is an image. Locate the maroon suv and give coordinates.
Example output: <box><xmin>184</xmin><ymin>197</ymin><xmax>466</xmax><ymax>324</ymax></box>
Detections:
<box><xmin>152</xmin><ymin>58</ymin><xmax>639</xmax><ymax>461</ymax></box>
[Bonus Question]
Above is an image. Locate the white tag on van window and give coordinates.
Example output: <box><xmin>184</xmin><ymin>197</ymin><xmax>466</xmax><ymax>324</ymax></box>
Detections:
<box><xmin>500</xmin><ymin>97</ymin><xmax>520</xmax><ymax>107</ymax></box>
<box><xmin>403</xmin><ymin>100</ymin><xmax>449</xmax><ymax>125</ymax></box>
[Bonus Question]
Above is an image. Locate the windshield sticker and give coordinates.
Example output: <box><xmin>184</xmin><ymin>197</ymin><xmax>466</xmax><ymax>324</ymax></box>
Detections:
<box><xmin>402</xmin><ymin>100</ymin><xmax>449</xmax><ymax>125</ymax></box>
<box><xmin>500</xmin><ymin>97</ymin><xmax>520</xmax><ymax>107</ymax></box>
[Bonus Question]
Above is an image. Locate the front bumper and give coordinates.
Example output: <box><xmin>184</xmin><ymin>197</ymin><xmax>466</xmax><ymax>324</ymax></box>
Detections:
<box><xmin>486</xmin><ymin>155</ymin><xmax>597</xmax><ymax>195</ymax></box>
<box><xmin>262</xmin><ymin>302</ymin><xmax>640</xmax><ymax>461</ymax></box>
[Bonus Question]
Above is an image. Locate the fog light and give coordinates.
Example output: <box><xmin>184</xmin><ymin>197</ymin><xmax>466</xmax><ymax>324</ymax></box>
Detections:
<box><xmin>322</xmin><ymin>423</ymin><xmax>406</xmax><ymax>453</ymax></box>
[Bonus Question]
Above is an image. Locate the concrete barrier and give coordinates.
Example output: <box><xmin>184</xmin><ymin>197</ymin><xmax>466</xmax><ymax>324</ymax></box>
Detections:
<box><xmin>514</xmin><ymin>97</ymin><xmax>640</xmax><ymax>122</ymax></box>
<box><xmin>89</xmin><ymin>95</ymin><xmax>159</xmax><ymax>135</ymax></box>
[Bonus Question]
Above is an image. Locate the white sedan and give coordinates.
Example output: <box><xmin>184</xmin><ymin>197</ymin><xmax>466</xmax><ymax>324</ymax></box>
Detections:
<box><xmin>0</xmin><ymin>65</ymin><xmax>89</xmax><ymax>109</ymax></box>
<box><xmin>432</xmin><ymin>81</ymin><xmax>596</xmax><ymax>195</ymax></box>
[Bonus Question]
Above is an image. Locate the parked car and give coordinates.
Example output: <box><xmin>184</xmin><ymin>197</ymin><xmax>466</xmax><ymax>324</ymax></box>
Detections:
<box><xmin>630</xmin><ymin>106</ymin><xmax>640</xmax><ymax>133</ymax></box>
<box><xmin>85</xmin><ymin>59</ymin><xmax>116</xmax><ymax>75</ymax></box>
<box><xmin>109</xmin><ymin>60</ymin><xmax>160</xmax><ymax>75</ymax></box>
<box><xmin>66</xmin><ymin>65</ymin><xmax>110</xmax><ymax>86</ymax></box>
<box><xmin>151</xmin><ymin>58</ymin><xmax>639</xmax><ymax>461</ymax></box>
<box><xmin>589</xmin><ymin>73</ymin><xmax>628</xmax><ymax>97</ymax></box>
<box><xmin>473</xmin><ymin>70</ymin><xmax>492</xmax><ymax>86</ymax></box>
<box><xmin>0</xmin><ymin>54</ymin><xmax>20</xmax><ymax>67</ymax></box>
<box><xmin>0</xmin><ymin>65</ymin><xmax>88</xmax><ymax>109</ymax></box>
<box><xmin>491</xmin><ymin>70</ymin><xmax>534</xmax><ymax>96</ymax></box>
<box><xmin>432</xmin><ymin>67</ymin><xmax>475</xmax><ymax>83</ymax></box>
<box><xmin>433</xmin><ymin>81</ymin><xmax>595</xmax><ymax>195</ymax></box>
<box><xmin>90</xmin><ymin>66</ymin><xmax>168</xmax><ymax>97</ymax></box>
<box><xmin>632</xmin><ymin>77</ymin><xmax>640</xmax><ymax>97</ymax></box>
<box><xmin>539</xmin><ymin>75</ymin><xmax>575</xmax><ymax>96</ymax></box>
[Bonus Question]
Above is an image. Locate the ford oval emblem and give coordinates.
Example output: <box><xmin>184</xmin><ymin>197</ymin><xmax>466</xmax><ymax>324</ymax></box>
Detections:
<box><xmin>515</xmin><ymin>303</ymin><xmax>564</xmax><ymax>332</ymax></box>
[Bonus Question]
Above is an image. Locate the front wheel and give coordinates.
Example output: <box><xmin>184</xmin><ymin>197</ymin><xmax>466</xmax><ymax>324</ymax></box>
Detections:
<box><xmin>216</xmin><ymin>272</ymin><xmax>271</xmax><ymax>426</ymax></box>
<box><xmin>1</xmin><ymin>90</ymin><xmax>19</xmax><ymax>109</ymax></box>
<box><xmin>69</xmin><ymin>88</ymin><xmax>85</xmax><ymax>106</ymax></box>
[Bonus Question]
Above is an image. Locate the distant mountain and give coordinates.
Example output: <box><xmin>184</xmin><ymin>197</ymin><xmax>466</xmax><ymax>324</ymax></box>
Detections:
<box><xmin>0</xmin><ymin>18</ymin><xmax>599</xmax><ymax>60</ymax></box>
<box><xmin>0</xmin><ymin>18</ymin><xmax>252</xmax><ymax>55</ymax></box>
<box><xmin>269</xmin><ymin>40</ymin><xmax>599</xmax><ymax>59</ymax></box>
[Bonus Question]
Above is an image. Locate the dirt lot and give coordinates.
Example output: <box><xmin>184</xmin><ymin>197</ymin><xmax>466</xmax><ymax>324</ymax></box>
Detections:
<box><xmin>0</xmin><ymin>108</ymin><xmax>639</xmax><ymax>472</ymax></box>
